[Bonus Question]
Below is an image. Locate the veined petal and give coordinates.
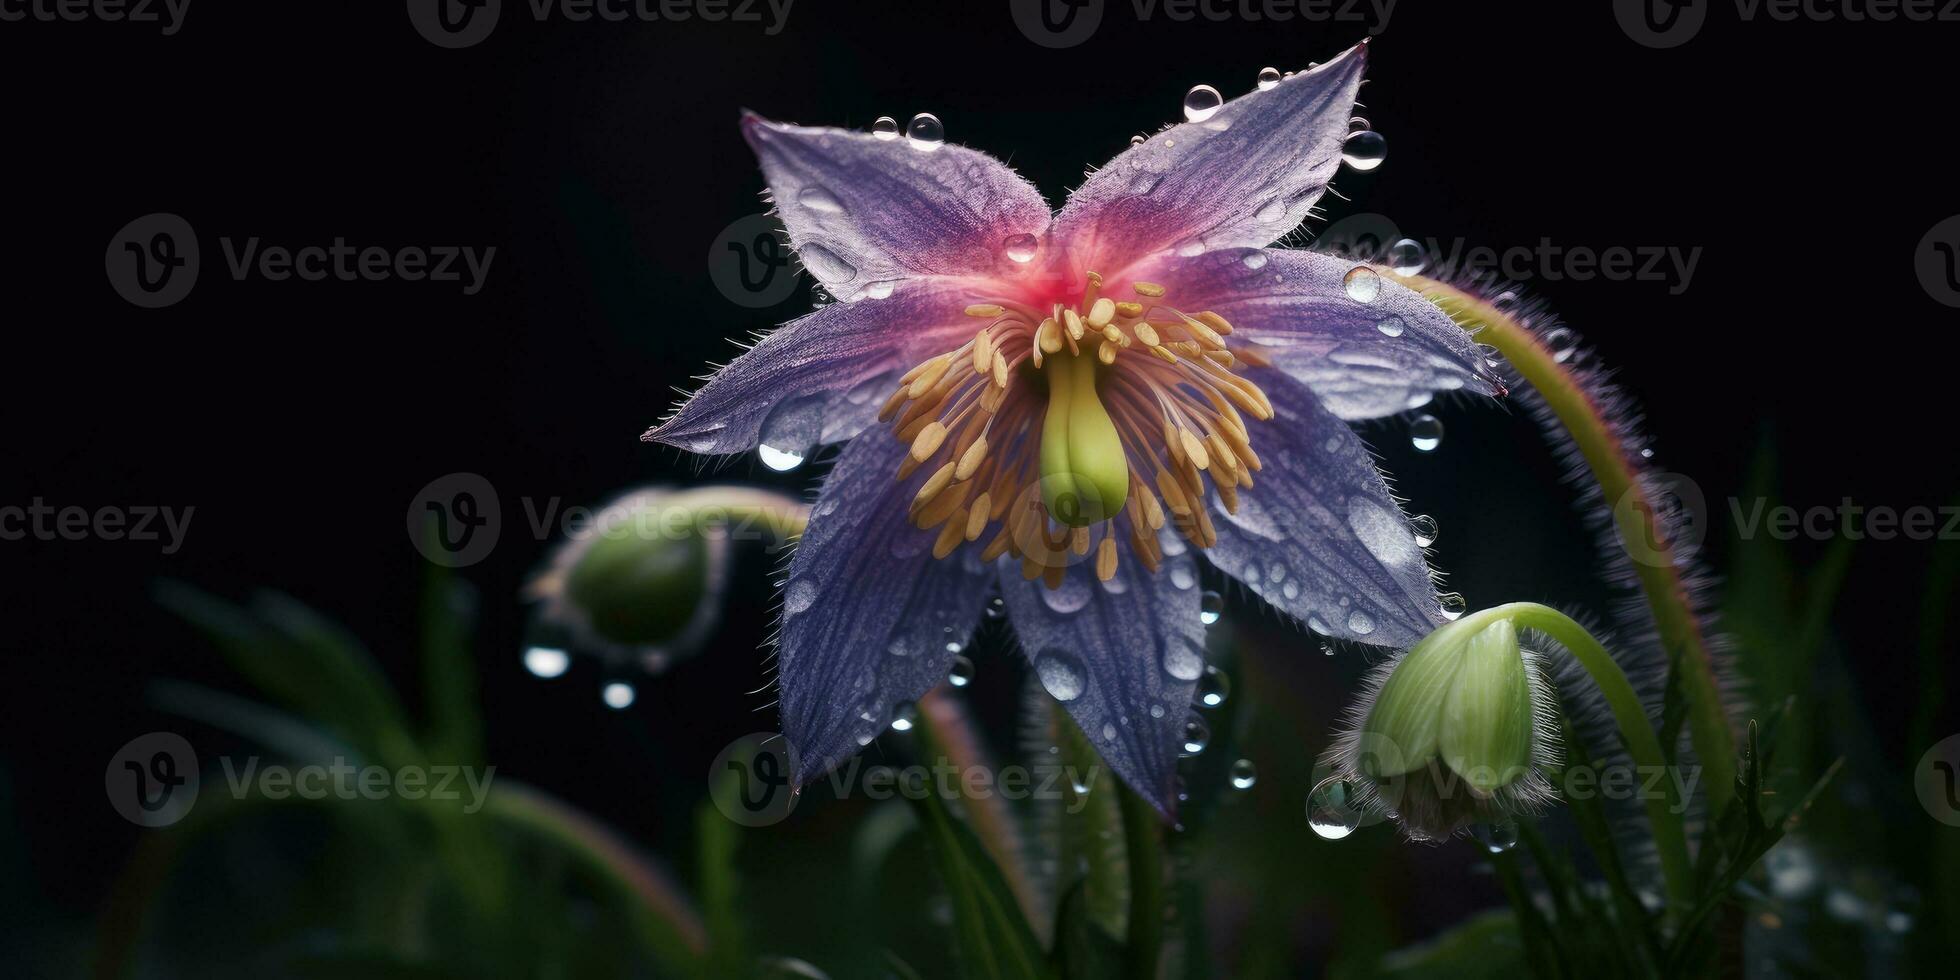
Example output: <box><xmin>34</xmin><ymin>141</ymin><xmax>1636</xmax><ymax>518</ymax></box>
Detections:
<box><xmin>1203</xmin><ymin>372</ymin><xmax>1441</xmax><ymax>647</ymax></box>
<box><xmin>1052</xmin><ymin>43</ymin><xmax>1366</xmax><ymax>276</ymax></box>
<box><xmin>742</xmin><ymin>112</ymin><xmax>1051</xmax><ymax>301</ymax></box>
<box><xmin>642</xmin><ymin>280</ymin><xmax>975</xmax><ymax>457</ymax></box>
<box><xmin>778</xmin><ymin>431</ymin><xmax>997</xmax><ymax>787</ymax></box>
<box><xmin>1001</xmin><ymin>548</ymin><xmax>1206</xmax><ymax>815</ymax></box>
<box><xmin>1137</xmin><ymin>247</ymin><xmax>1501</xmax><ymax>419</ymax></box>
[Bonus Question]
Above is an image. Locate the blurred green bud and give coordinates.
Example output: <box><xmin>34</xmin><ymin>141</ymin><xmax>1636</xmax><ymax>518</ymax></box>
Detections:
<box><xmin>527</xmin><ymin>486</ymin><xmax>805</xmax><ymax>673</ymax></box>
<box><xmin>1330</xmin><ymin>610</ymin><xmax>1560</xmax><ymax>841</ymax></box>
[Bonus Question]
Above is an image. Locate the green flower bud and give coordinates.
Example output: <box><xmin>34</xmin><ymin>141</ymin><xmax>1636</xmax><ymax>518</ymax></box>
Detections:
<box><xmin>1330</xmin><ymin>611</ymin><xmax>1560</xmax><ymax>841</ymax></box>
<box><xmin>528</xmin><ymin>486</ymin><xmax>804</xmax><ymax>672</ymax></box>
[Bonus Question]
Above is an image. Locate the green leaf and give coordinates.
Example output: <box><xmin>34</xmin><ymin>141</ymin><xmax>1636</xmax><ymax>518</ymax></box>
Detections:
<box><xmin>904</xmin><ymin>752</ymin><xmax>1052</xmax><ymax>980</ymax></box>
<box><xmin>1373</xmin><ymin>909</ymin><xmax>1529</xmax><ymax>980</ymax></box>
<box><xmin>1051</xmin><ymin>879</ymin><xmax>1125</xmax><ymax>979</ymax></box>
<box><xmin>419</xmin><ymin>565</ymin><xmax>484</xmax><ymax>765</ymax></box>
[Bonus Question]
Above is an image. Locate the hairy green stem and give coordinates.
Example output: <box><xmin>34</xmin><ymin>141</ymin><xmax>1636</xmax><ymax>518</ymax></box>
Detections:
<box><xmin>1117</xmin><ymin>783</ymin><xmax>1165</xmax><ymax>979</ymax></box>
<box><xmin>1407</xmin><ymin>277</ymin><xmax>1738</xmax><ymax>810</ymax></box>
<box><xmin>1461</xmin><ymin>603</ymin><xmax>1694</xmax><ymax>914</ymax></box>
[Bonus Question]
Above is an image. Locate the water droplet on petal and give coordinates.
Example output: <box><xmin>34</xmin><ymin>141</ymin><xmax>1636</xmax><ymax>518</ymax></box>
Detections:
<box><xmin>1410</xmin><ymin>514</ymin><xmax>1439</xmax><ymax>548</ymax></box>
<box><xmin>1199</xmin><ymin>590</ymin><xmax>1224</xmax><ymax>625</ymax></box>
<box><xmin>601</xmin><ymin>681</ymin><xmax>637</xmax><ymax>710</ymax></box>
<box><xmin>1180</xmin><ymin>714</ymin><xmax>1210</xmax><ymax>756</ymax></box>
<box><xmin>1409</xmin><ymin>414</ymin><xmax>1444</xmax><ymax>452</ymax></box>
<box><xmin>523</xmin><ymin>646</ymin><xmax>570</xmax><ymax>679</ymax></box>
<box><xmin>1347</xmin><ymin>116</ymin><xmax>1370</xmax><ymax>132</ymax></box>
<box><xmin>863</xmin><ymin>280</ymin><xmax>896</xmax><ymax>299</ymax></box>
<box><xmin>944</xmin><ymin>655</ymin><xmax>974</xmax><ymax>688</ymax></box>
<box><xmin>1162</xmin><ymin>636</ymin><xmax>1204</xmax><ymax>682</ymax></box>
<box><xmin>1543</xmin><ymin>326</ymin><xmax>1578</xmax><ymax>362</ymax></box>
<box><xmin>1198</xmin><ymin>665</ymin><xmax>1231</xmax><ymax>707</ymax></box>
<box><xmin>889</xmin><ymin>702</ymin><xmax>917</xmax><ymax>732</ymax></box>
<box><xmin>1169</xmin><ymin>563</ymin><xmax>1196</xmax><ymax>590</ymax></box>
<box><xmin>759</xmin><ymin>444</ymin><xmax>806</xmax><ymax>471</ymax></box>
<box><xmin>1241</xmin><ymin>251</ymin><xmax>1269</xmax><ymax>270</ymax></box>
<box><xmin>1035</xmin><ymin>649</ymin><xmax>1086</xmax><ymax>701</ymax></box>
<box><xmin>1002</xmin><ymin>232</ymin><xmax>1038</xmax><ymax>263</ymax></box>
<box><xmin>1182</xmin><ymin>84</ymin><xmax>1223</xmax><ymax>122</ymax></box>
<box><xmin>1255</xmin><ymin>67</ymin><xmax>1282</xmax><ymax>91</ymax></box>
<box><xmin>1341</xmin><ymin>130</ymin><xmax>1386</xmax><ymax>171</ymax></box>
<box><xmin>1308</xmin><ymin>776</ymin><xmax>1362</xmax><ymax>839</ymax></box>
<box><xmin>1438</xmin><ymin>592</ymin><xmax>1468</xmax><ymax>620</ymax></box>
<box><xmin>1343</xmin><ymin>265</ymin><xmax>1382</xmax><ymax>302</ymax></box>
<box><xmin>1041</xmin><ymin>573</ymin><xmax>1094</xmax><ymax>614</ymax></box>
<box><xmin>784</xmin><ymin>578</ymin><xmax>818</xmax><ymax>614</ymax></box>
<box><xmin>1385</xmin><ymin>238</ymin><xmax>1427</xmax><ymax>275</ymax></box>
<box><xmin>1129</xmin><ymin>134</ymin><xmax>1146</xmax><ymax>147</ymax></box>
<box><xmin>1375</xmin><ymin>315</ymin><xmax>1406</xmax><ymax>338</ymax></box>
<box><xmin>1230</xmin><ymin>758</ymin><xmax>1258</xmax><ymax>790</ymax></box>
<box><xmin>871</xmin><ymin>116</ymin><xmax>900</xmax><ymax>140</ymax></box>
<box><xmin>905</xmin><ymin>113</ymin><xmax>944</xmax><ymax>151</ymax></box>
<box><xmin>1347</xmin><ymin>609</ymin><xmax>1376</xmax><ymax>635</ymax></box>
<box><xmin>984</xmin><ymin>595</ymin><xmax>1006</xmax><ymax>619</ymax></box>
<box><xmin>797</xmin><ymin>186</ymin><xmax>845</xmax><ymax>214</ymax></box>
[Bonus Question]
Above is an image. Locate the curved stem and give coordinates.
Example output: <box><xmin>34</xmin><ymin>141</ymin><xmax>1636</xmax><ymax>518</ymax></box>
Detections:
<box><xmin>1117</xmin><ymin>782</ymin><xmax>1165</xmax><ymax>980</ymax></box>
<box><xmin>1405</xmin><ymin>276</ymin><xmax>1737</xmax><ymax>810</ymax></box>
<box><xmin>1467</xmin><ymin>602</ymin><xmax>1694</xmax><ymax>915</ymax></box>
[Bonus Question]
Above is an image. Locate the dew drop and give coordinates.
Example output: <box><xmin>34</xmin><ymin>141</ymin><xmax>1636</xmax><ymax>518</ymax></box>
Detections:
<box><xmin>1035</xmin><ymin>649</ymin><xmax>1086</xmax><ymax>701</ymax></box>
<box><xmin>1149</xmin><ymin>703</ymin><xmax>1167</xmax><ymax>719</ymax></box>
<box><xmin>905</xmin><ymin>113</ymin><xmax>944</xmax><ymax>151</ymax></box>
<box><xmin>1230</xmin><ymin>758</ymin><xmax>1258</xmax><ymax>790</ymax></box>
<box><xmin>871</xmin><ymin>116</ymin><xmax>900</xmax><ymax>140</ymax></box>
<box><xmin>1543</xmin><ymin>326</ymin><xmax>1578</xmax><ymax>363</ymax></box>
<box><xmin>1169</xmin><ymin>564</ymin><xmax>1196</xmax><ymax>590</ymax></box>
<box><xmin>1179</xmin><ymin>714</ymin><xmax>1211</xmax><ymax>756</ymax></box>
<box><xmin>1162</xmin><ymin>636</ymin><xmax>1204</xmax><ymax>682</ymax></box>
<box><xmin>758</xmin><ymin>444</ymin><xmax>806</xmax><ymax>471</ymax></box>
<box><xmin>889</xmin><ymin>702</ymin><xmax>917</xmax><ymax>732</ymax></box>
<box><xmin>1181</xmin><ymin>84</ymin><xmax>1223</xmax><ymax>122</ymax></box>
<box><xmin>1347</xmin><ymin>609</ymin><xmax>1376</xmax><ymax>636</ymax></box>
<box><xmin>1438</xmin><ymin>592</ymin><xmax>1468</xmax><ymax>620</ymax></box>
<box><xmin>1347</xmin><ymin>116</ymin><xmax>1369</xmax><ymax>132</ymax></box>
<box><xmin>947</xmin><ymin>655</ymin><xmax>974</xmax><ymax>688</ymax></box>
<box><xmin>983</xmin><ymin>595</ymin><xmax>1006</xmax><ymax>619</ymax></box>
<box><xmin>1041</xmin><ymin>572</ymin><xmax>1094</xmax><ymax>614</ymax></box>
<box><xmin>1475</xmin><ymin>820</ymin><xmax>1519</xmax><ymax>854</ymax></box>
<box><xmin>1129</xmin><ymin>134</ymin><xmax>1146</xmax><ymax>147</ymax></box>
<box><xmin>1409</xmin><ymin>414</ymin><xmax>1444</xmax><ymax>452</ymax></box>
<box><xmin>1255</xmin><ymin>66</ymin><xmax>1282</xmax><ymax>91</ymax></box>
<box><xmin>1199</xmin><ymin>590</ymin><xmax>1224</xmax><ymax>625</ymax></box>
<box><xmin>1342</xmin><ymin>265</ymin><xmax>1381</xmax><ymax>302</ymax></box>
<box><xmin>1241</xmin><ymin>251</ymin><xmax>1269</xmax><ymax>270</ymax></box>
<box><xmin>1375</xmin><ymin>315</ymin><xmax>1406</xmax><ymax>338</ymax></box>
<box><xmin>1198</xmin><ymin>665</ymin><xmax>1231</xmax><ymax>708</ymax></box>
<box><xmin>887</xmin><ymin>636</ymin><xmax>917</xmax><ymax>658</ymax></box>
<box><xmin>1307</xmin><ymin>776</ymin><xmax>1362</xmax><ymax>840</ymax></box>
<box><xmin>1341</xmin><ymin>129</ymin><xmax>1386</xmax><ymax>171</ymax></box>
<box><xmin>601</xmin><ymin>681</ymin><xmax>637</xmax><ymax>710</ymax></box>
<box><xmin>1002</xmin><ymin>232</ymin><xmax>1038</xmax><ymax>263</ymax></box>
<box><xmin>1385</xmin><ymin>238</ymin><xmax>1427</xmax><ymax>275</ymax></box>
<box><xmin>796</xmin><ymin>186</ymin><xmax>845</xmax><ymax>214</ymax></box>
<box><xmin>1410</xmin><ymin>514</ymin><xmax>1439</xmax><ymax>548</ymax></box>
<box><xmin>783</xmin><ymin>578</ymin><xmax>818</xmax><ymax>615</ymax></box>
<box><xmin>523</xmin><ymin>646</ymin><xmax>570</xmax><ymax>679</ymax></box>
<box><xmin>863</xmin><ymin>280</ymin><xmax>896</xmax><ymax>299</ymax></box>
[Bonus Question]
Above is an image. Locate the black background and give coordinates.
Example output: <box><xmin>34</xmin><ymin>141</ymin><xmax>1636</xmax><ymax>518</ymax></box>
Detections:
<box><xmin>4</xmin><ymin>0</ymin><xmax>1956</xmax><ymax>965</ymax></box>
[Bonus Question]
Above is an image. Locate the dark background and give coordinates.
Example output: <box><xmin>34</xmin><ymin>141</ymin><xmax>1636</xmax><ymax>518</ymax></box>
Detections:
<box><xmin>4</xmin><ymin>0</ymin><xmax>1956</xmax><ymax>972</ymax></box>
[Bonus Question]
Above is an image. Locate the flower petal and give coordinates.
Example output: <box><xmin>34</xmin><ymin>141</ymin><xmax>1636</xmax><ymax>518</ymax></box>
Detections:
<box><xmin>777</xmin><ymin>430</ymin><xmax>997</xmax><ymax>787</ymax></box>
<box><xmin>1052</xmin><ymin>43</ymin><xmax>1366</xmax><ymax>275</ymax></box>
<box><xmin>1001</xmin><ymin>547</ymin><xmax>1206</xmax><ymax>815</ymax></box>
<box><xmin>1204</xmin><ymin>372</ymin><xmax>1442</xmax><ymax>647</ymax></box>
<box><xmin>1141</xmin><ymin>247</ymin><xmax>1501</xmax><ymax>419</ymax></box>
<box><xmin>743</xmin><ymin>112</ymin><xmax>1052</xmax><ymax>301</ymax></box>
<box><xmin>642</xmin><ymin>280</ymin><xmax>974</xmax><ymax>457</ymax></box>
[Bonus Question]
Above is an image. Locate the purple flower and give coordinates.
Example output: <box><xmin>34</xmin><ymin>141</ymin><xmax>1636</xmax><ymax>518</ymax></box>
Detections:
<box><xmin>644</xmin><ymin>42</ymin><xmax>1502</xmax><ymax>813</ymax></box>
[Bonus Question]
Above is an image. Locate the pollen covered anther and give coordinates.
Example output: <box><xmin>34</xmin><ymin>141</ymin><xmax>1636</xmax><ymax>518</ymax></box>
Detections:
<box><xmin>876</xmin><ymin>274</ymin><xmax>1273</xmax><ymax>587</ymax></box>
